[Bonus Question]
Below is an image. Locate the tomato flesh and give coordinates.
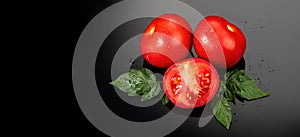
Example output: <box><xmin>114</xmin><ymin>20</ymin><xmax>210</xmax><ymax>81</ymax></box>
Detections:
<box><xmin>163</xmin><ymin>58</ymin><xmax>219</xmax><ymax>108</ymax></box>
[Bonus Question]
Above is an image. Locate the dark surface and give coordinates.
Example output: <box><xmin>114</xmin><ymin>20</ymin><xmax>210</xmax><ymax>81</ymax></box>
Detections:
<box><xmin>72</xmin><ymin>0</ymin><xmax>300</xmax><ymax>136</ymax></box>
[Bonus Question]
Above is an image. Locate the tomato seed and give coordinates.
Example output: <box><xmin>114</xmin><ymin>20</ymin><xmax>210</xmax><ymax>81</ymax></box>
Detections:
<box><xmin>205</xmin><ymin>79</ymin><xmax>210</xmax><ymax>84</ymax></box>
<box><xmin>203</xmin><ymin>85</ymin><xmax>209</xmax><ymax>89</ymax></box>
<box><xmin>186</xmin><ymin>94</ymin><xmax>192</xmax><ymax>100</ymax></box>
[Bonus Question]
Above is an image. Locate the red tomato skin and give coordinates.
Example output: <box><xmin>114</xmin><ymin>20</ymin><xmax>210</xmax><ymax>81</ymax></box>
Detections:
<box><xmin>140</xmin><ymin>14</ymin><xmax>192</xmax><ymax>68</ymax></box>
<box><xmin>193</xmin><ymin>16</ymin><xmax>246</xmax><ymax>68</ymax></box>
<box><xmin>163</xmin><ymin>58</ymin><xmax>219</xmax><ymax>108</ymax></box>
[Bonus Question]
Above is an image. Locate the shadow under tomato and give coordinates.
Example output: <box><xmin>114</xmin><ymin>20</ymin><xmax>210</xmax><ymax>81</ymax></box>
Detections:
<box><xmin>228</xmin><ymin>57</ymin><xmax>246</xmax><ymax>71</ymax></box>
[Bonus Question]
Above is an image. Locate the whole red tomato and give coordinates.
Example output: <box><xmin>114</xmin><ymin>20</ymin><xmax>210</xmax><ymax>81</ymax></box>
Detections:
<box><xmin>163</xmin><ymin>58</ymin><xmax>219</xmax><ymax>108</ymax></box>
<box><xmin>193</xmin><ymin>16</ymin><xmax>246</xmax><ymax>68</ymax></box>
<box><xmin>140</xmin><ymin>14</ymin><xmax>192</xmax><ymax>68</ymax></box>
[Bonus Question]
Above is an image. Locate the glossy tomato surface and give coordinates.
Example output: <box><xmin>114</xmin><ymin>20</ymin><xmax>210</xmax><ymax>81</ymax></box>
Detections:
<box><xmin>163</xmin><ymin>58</ymin><xmax>219</xmax><ymax>108</ymax></box>
<box><xmin>140</xmin><ymin>14</ymin><xmax>192</xmax><ymax>68</ymax></box>
<box><xmin>194</xmin><ymin>16</ymin><xmax>246</xmax><ymax>68</ymax></box>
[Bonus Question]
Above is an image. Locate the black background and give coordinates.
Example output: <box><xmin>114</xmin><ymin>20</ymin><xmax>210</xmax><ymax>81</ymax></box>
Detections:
<box><xmin>69</xmin><ymin>1</ymin><xmax>121</xmax><ymax>136</ymax></box>
<box><xmin>69</xmin><ymin>0</ymin><xmax>300</xmax><ymax>137</ymax></box>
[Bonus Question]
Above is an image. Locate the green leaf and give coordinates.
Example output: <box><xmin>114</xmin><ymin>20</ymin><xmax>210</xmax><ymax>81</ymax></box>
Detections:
<box><xmin>161</xmin><ymin>94</ymin><xmax>169</xmax><ymax>105</ymax></box>
<box><xmin>212</xmin><ymin>69</ymin><xmax>270</xmax><ymax>130</ymax></box>
<box><xmin>213</xmin><ymin>97</ymin><xmax>232</xmax><ymax>129</ymax></box>
<box><xmin>110</xmin><ymin>68</ymin><xmax>162</xmax><ymax>101</ymax></box>
<box><xmin>225</xmin><ymin>69</ymin><xmax>270</xmax><ymax>100</ymax></box>
<box><xmin>141</xmin><ymin>82</ymin><xmax>161</xmax><ymax>101</ymax></box>
<box><xmin>109</xmin><ymin>73</ymin><xmax>137</xmax><ymax>95</ymax></box>
<box><xmin>140</xmin><ymin>68</ymin><xmax>156</xmax><ymax>81</ymax></box>
<box><xmin>220</xmin><ymin>81</ymin><xmax>236</xmax><ymax>103</ymax></box>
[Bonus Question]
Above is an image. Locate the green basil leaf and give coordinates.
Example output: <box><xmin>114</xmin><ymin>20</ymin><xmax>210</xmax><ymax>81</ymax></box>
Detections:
<box><xmin>109</xmin><ymin>73</ymin><xmax>137</xmax><ymax>95</ymax></box>
<box><xmin>141</xmin><ymin>82</ymin><xmax>161</xmax><ymax>101</ymax></box>
<box><xmin>140</xmin><ymin>68</ymin><xmax>156</xmax><ymax>81</ymax></box>
<box><xmin>224</xmin><ymin>86</ymin><xmax>236</xmax><ymax>103</ymax></box>
<box><xmin>224</xmin><ymin>69</ymin><xmax>237</xmax><ymax>80</ymax></box>
<box><xmin>128</xmin><ymin>69</ymin><xmax>152</xmax><ymax>95</ymax></box>
<box><xmin>213</xmin><ymin>97</ymin><xmax>232</xmax><ymax>130</ymax></box>
<box><xmin>161</xmin><ymin>94</ymin><xmax>169</xmax><ymax>105</ymax></box>
<box><xmin>214</xmin><ymin>81</ymin><xmax>235</xmax><ymax>104</ymax></box>
<box><xmin>226</xmin><ymin>69</ymin><xmax>270</xmax><ymax>100</ymax></box>
<box><xmin>129</xmin><ymin>68</ymin><xmax>156</xmax><ymax>81</ymax></box>
<box><xmin>110</xmin><ymin>68</ymin><xmax>162</xmax><ymax>101</ymax></box>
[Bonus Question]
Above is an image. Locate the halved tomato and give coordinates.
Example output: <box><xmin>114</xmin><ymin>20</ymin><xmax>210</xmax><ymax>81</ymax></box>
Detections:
<box><xmin>163</xmin><ymin>58</ymin><xmax>219</xmax><ymax>108</ymax></box>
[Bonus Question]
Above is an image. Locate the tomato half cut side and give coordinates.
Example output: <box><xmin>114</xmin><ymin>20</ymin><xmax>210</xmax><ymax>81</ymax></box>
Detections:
<box><xmin>163</xmin><ymin>58</ymin><xmax>219</xmax><ymax>108</ymax></box>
